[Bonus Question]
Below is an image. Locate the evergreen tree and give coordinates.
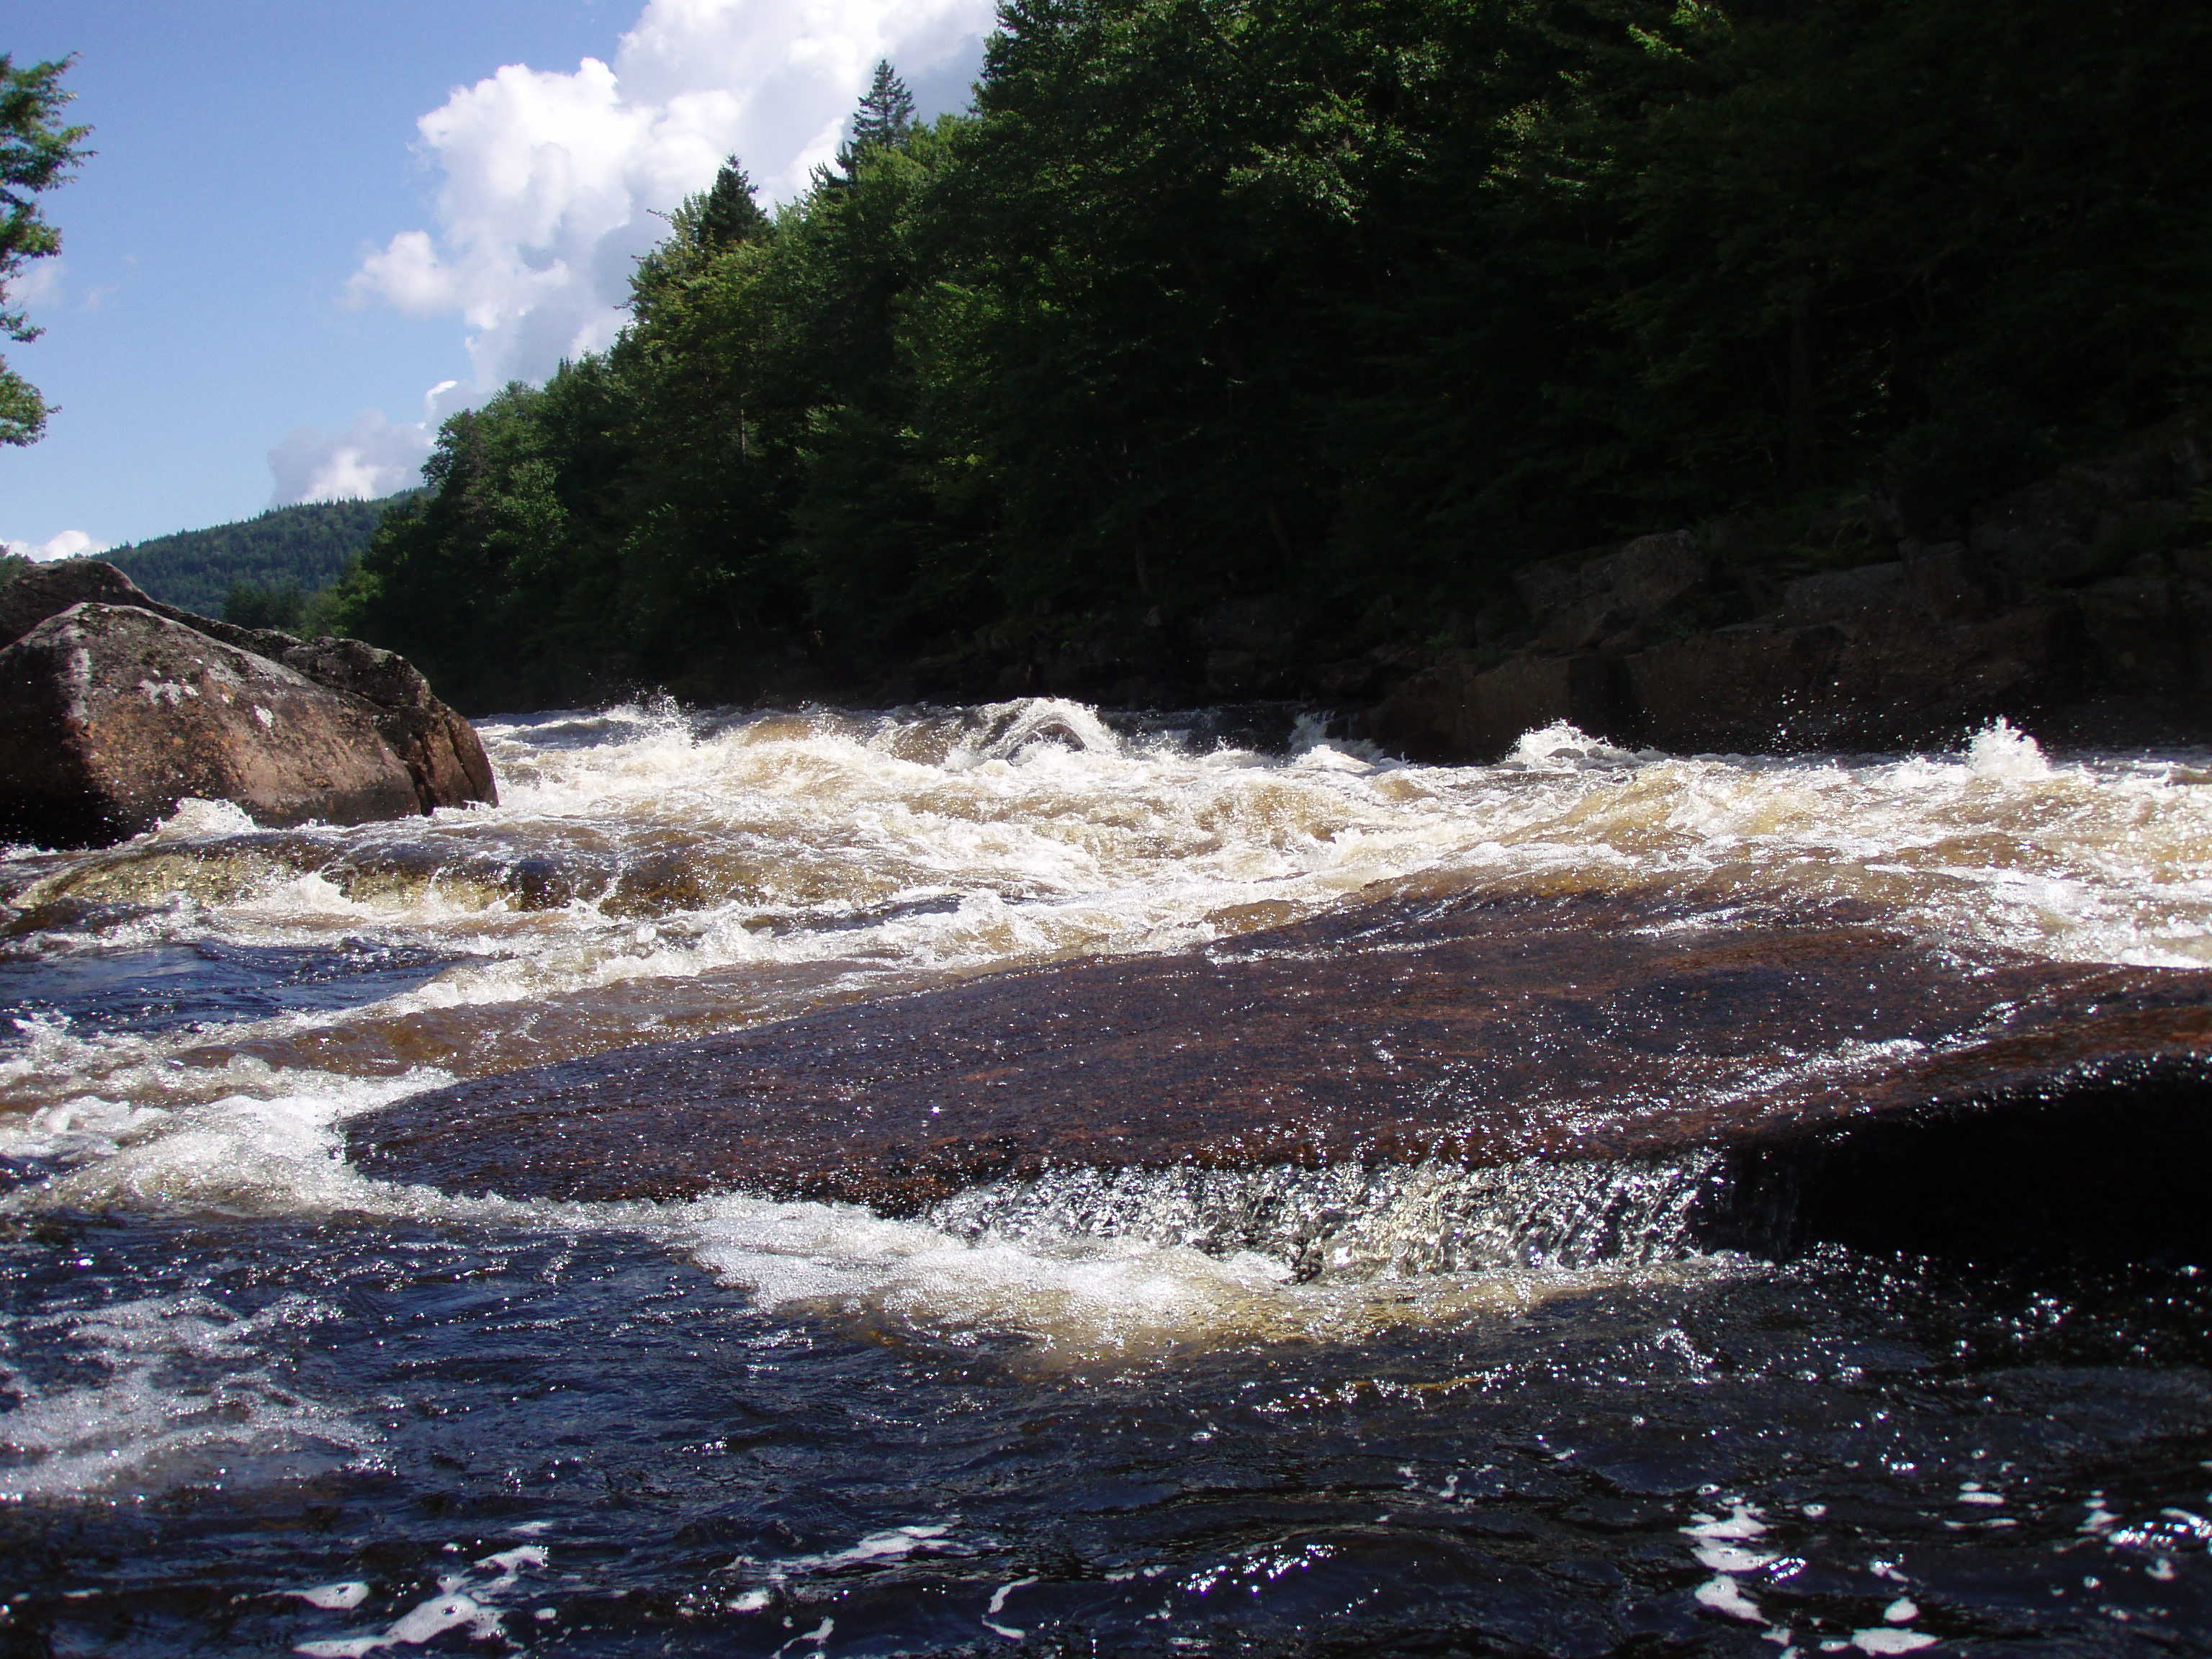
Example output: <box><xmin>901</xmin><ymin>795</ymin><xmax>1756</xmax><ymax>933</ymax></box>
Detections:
<box><xmin>324</xmin><ymin>0</ymin><xmax>2212</xmax><ymax>712</ymax></box>
<box><xmin>850</xmin><ymin>60</ymin><xmax>917</xmax><ymax>155</ymax></box>
<box><xmin>107</xmin><ymin>495</ymin><xmax>415</xmax><ymax>618</ymax></box>
<box><xmin>222</xmin><ymin>578</ymin><xmax>310</xmax><ymax>634</ymax></box>
<box><xmin>696</xmin><ymin>158</ymin><xmax>769</xmax><ymax>249</ymax></box>
<box><xmin>824</xmin><ymin>60</ymin><xmax>917</xmax><ymax>191</ymax></box>
<box><xmin>0</xmin><ymin>53</ymin><xmax>91</xmax><ymax>445</ymax></box>
<box><xmin>631</xmin><ymin>156</ymin><xmax>772</xmax><ymax>315</ymax></box>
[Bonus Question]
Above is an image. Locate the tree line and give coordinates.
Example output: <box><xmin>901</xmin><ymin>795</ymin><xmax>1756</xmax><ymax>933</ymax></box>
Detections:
<box><xmin>327</xmin><ymin>0</ymin><xmax>2212</xmax><ymax>714</ymax></box>
<box><xmin>104</xmin><ymin>493</ymin><xmax>422</xmax><ymax>626</ymax></box>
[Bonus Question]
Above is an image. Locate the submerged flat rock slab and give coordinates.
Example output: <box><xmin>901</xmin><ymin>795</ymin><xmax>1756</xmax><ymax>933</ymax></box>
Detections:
<box><xmin>349</xmin><ymin>885</ymin><xmax>2212</xmax><ymax>1230</ymax></box>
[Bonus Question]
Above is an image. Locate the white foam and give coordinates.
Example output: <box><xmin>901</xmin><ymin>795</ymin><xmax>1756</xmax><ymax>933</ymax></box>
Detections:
<box><xmin>663</xmin><ymin>1169</ymin><xmax>1742</xmax><ymax>1365</ymax></box>
<box><xmin>1850</xmin><ymin>1630</ymin><xmax>1937</xmax><ymax>1654</ymax></box>
<box><xmin>1696</xmin><ymin>1543</ymin><xmax>1781</xmax><ymax>1573</ymax></box>
<box><xmin>1966</xmin><ymin>716</ymin><xmax>2054</xmax><ymax>781</ymax></box>
<box><xmin>147</xmin><ymin>797</ymin><xmax>260</xmax><ymax>840</ymax></box>
<box><xmin>1506</xmin><ymin>722</ymin><xmax>1642</xmax><ymax>770</ymax></box>
<box><xmin>296</xmin><ymin>1588</ymin><xmax>503</xmax><ymax>1657</ymax></box>
<box><xmin>289</xmin><ymin>1542</ymin><xmax>552</xmax><ymax>1655</ymax></box>
<box><xmin>17</xmin><ymin>696</ymin><xmax>2211</xmax><ymax>1011</ymax></box>
<box><xmin>0</xmin><ymin>1292</ymin><xmax>372</xmax><ymax>1501</ymax></box>
<box><xmin>1696</xmin><ymin>1575</ymin><xmax>1768</xmax><ymax>1623</ymax></box>
<box><xmin>288</xmin><ymin>1585</ymin><xmax>372</xmax><ymax>1611</ymax></box>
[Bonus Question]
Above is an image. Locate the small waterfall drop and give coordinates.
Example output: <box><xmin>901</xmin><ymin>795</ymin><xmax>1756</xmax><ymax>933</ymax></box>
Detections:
<box><xmin>926</xmin><ymin>1154</ymin><xmax>1727</xmax><ymax>1282</ymax></box>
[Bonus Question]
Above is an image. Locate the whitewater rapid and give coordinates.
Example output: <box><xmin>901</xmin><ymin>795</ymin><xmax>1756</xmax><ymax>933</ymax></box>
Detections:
<box><xmin>3</xmin><ymin>698</ymin><xmax>2211</xmax><ymax>1491</ymax></box>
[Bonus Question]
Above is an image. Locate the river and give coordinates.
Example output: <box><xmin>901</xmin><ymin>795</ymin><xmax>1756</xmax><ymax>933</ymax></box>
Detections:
<box><xmin>3</xmin><ymin>698</ymin><xmax>2209</xmax><ymax>1655</ymax></box>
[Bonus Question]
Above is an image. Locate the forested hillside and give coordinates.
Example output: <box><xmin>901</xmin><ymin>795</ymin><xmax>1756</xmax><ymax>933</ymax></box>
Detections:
<box><xmin>329</xmin><ymin>0</ymin><xmax>2212</xmax><ymax>714</ymax></box>
<box><xmin>108</xmin><ymin>493</ymin><xmax>420</xmax><ymax>622</ymax></box>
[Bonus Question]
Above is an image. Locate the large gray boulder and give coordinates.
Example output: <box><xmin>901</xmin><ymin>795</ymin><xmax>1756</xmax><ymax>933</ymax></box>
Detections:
<box><xmin>0</xmin><ymin>561</ymin><xmax>496</xmax><ymax>849</ymax></box>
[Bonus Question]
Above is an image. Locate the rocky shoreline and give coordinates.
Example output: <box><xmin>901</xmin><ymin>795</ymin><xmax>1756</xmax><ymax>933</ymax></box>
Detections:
<box><xmin>1364</xmin><ymin>425</ymin><xmax>2212</xmax><ymax>760</ymax></box>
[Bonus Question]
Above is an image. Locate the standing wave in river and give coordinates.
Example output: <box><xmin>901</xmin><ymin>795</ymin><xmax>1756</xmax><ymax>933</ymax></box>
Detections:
<box><xmin>1</xmin><ymin>700</ymin><xmax>2210</xmax><ymax>1655</ymax></box>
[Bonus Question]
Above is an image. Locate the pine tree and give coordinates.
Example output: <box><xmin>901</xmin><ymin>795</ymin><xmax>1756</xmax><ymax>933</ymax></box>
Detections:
<box><xmin>848</xmin><ymin>60</ymin><xmax>917</xmax><ymax>156</ymax></box>
<box><xmin>0</xmin><ymin>53</ymin><xmax>91</xmax><ymax>445</ymax></box>
<box><xmin>696</xmin><ymin>157</ymin><xmax>769</xmax><ymax>248</ymax></box>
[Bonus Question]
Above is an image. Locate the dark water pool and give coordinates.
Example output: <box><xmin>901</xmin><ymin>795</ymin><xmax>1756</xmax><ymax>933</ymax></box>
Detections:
<box><xmin>4</xmin><ymin>1211</ymin><xmax>2209</xmax><ymax>1658</ymax></box>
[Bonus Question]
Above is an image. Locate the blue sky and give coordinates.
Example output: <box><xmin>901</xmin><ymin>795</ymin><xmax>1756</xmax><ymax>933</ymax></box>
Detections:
<box><xmin>2</xmin><ymin>0</ymin><xmax>992</xmax><ymax>557</ymax></box>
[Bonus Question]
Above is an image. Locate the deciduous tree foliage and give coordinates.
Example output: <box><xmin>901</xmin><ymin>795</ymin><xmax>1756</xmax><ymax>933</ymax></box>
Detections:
<box><xmin>331</xmin><ymin>4</ymin><xmax>2212</xmax><ymax>712</ymax></box>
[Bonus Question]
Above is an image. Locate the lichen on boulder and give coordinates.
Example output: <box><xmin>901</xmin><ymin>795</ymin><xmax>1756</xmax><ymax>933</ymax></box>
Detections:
<box><xmin>0</xmin><ymin>561</ymin><xmax>495</xmax><ymax>849</ymax></box>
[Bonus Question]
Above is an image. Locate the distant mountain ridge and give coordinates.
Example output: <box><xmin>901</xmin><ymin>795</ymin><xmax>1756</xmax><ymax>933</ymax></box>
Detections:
<box><xmin>104</xmin><ymin>492</ymin><xmax>423</xmax><ymax>620</ymax></box>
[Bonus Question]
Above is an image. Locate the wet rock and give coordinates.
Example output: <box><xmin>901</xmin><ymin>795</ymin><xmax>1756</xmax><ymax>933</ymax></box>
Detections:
<box><xmin>349</xmin><ymin>884</ymin><xmax>2212</xmax><ymax>1263</ymax></box>
<box><xmin>1365</xmin><ymin>653</ymin><xmax>1620</xmax><ymax>764</ymax></box>
<box><xmin>1624</xmin><ymin>603</ymin><xmax>2074</xmax><ymax>753</ymax></box>
<box><xmin>0</xmin><ymin>561</ymin><xmax>495</xmax><ymax>843</ymax></box>
<box><xmin>1514</xmin><ymin>531</ymin><xmax>1712</xmax><ymax>652</ymax></box>
<box><xmin>0</xmin><ymin>603</ymin><xmax>423</xmax><ymax>847</ymax></box>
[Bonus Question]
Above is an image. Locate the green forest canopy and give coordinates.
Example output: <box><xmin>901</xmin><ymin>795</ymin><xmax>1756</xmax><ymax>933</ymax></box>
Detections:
<box><xmin>328</xmin><ymin>0</ymin><xmax>2212</xmax><ymax>715</ymax></box>
<box><xmin>106</xmin><ymin>493</ymin><xmax>422</xmax><ymax>622</ymax></box>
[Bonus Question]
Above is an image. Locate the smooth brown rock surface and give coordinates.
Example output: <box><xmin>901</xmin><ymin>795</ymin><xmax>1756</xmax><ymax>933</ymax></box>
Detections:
<box><xmin>349</xmin><ymin>884</ymin><xmax>2212</xmax><ymax>1233</ymax></box>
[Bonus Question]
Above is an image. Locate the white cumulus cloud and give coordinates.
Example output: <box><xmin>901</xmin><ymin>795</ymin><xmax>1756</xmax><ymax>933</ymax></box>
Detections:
<box><xmin>3</xmin><ymin>529</ymin><xmax>112</xmax><ymax>562</ymax></box>
<box><xmin>346</xmin><ymin>0</ymin><xmax>996</xmax><ymax>391</ymax></box>
<box><xmin>268</xmin><ymin>382</ymin><xmax>460</xmax><ymax>505</ymax></box>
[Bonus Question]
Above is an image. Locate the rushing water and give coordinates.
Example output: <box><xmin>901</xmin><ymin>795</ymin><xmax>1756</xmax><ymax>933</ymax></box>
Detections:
<box><xmin>4</xmin><ymin>700</ymin><xmax>2211</xmax><ymax>1656</ymax></box>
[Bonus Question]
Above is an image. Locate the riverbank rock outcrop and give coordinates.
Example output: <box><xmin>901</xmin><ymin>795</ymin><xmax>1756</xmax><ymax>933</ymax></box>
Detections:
<box><xmin>1367</xmin><ymin>423</ymin><xmax>2212</xmax><ymax>758</ymax></box>
<box><xmin>0</xmin><ymin>561</ymin><xmax>496</xmax><ymax>849</ymax></box>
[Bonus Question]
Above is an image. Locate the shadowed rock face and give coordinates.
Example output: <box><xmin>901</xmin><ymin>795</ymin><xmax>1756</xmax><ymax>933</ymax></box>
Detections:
<box><xmin>350</xmin><ymin>886</ymin><xmax>2212</xmax><ymax>1259</ymax></box>
<box><xmin>1364</xmin><ymin>424</ymin><xmax>2212</xmax><ymax>760</ymax></box>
